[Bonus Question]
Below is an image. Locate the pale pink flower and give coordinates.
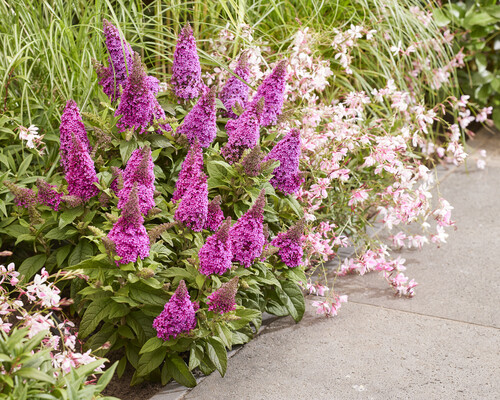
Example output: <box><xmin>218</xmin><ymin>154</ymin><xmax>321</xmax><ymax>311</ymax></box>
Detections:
<box><xmin>21</xmin><ymin>312</ymin><xmax>55</xmax><ymax>338</ymax></box>
<box><xmin>476</xmin><ymin>107</ymin><xmax>492</xmax><ymax>123</ymax></box>
<box><xmin>348</xmin><ymin>188</ymin><xmax>370</xmax><ymax>207</ymax></box>
<box><xmin>431</xmin><ymin>225</ymin><xmax>449</xmax><ymax>244</ymax></box>
<box><xmin>391</xmin><ymin>231</ymin><xmax>406</xmax><ymax>248</ymax></box>
<box><xmin>0</xmin><ymin>317</ymin><xmax>12</xmax><ymax>333</ymax></box>
<box><xmin>456</xmin><ymin>95</ymin><xmax>470</xmax><ymax>109</ymax></box>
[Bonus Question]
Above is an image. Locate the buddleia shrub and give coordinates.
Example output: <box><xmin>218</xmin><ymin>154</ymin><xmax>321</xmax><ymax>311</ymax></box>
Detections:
<box><xmin>0</xmin><ymin>20</ymin><xmax>306</xmax><ymax>386</ymax></box>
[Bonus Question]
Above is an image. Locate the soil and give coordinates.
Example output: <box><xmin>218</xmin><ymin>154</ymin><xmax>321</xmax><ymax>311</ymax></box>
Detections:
<box><xmin>102</xmin><ymin>369</ymin><xmax>162</xmax><ymax>400</ymax></box>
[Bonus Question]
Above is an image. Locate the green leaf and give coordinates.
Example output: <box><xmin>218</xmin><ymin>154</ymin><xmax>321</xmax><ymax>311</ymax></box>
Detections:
<box><xmin>139</xmin><ymin>337</ymin><xmax>164</xmax><ymax>355</ymax></box>
<box><xmin>16</xmin><ymin>154</ymin><xmax>33</xmax><ymax>177</ymax></box>
<box><xmin>137</xmin><ymin>346</ymin><xmax>167</xmax><ymax>376</ymax></box>
<box><xmin>161</xmin><ymin>362</ymin><xmax>172</xmax><ymax>386</ymax></box>
<box><xmin>216</xmin><ymin>324</ymin><xmax>233</xmax><ymax>349</ymax></box>
<box><xmin>475</xmin><ymin>54</ymin><xmax>488</xmax><ymax>72</ymax></box>
<box><xmin>160</xmin><ymin>267</ymin><xmax>196</xmax><ymax>282</ymax></box>
<box><xmin>55</xmin><ymin>245</ymin><xmax>72</xmax><ymax>267</ymax></box>
<box><xmin>205</xmin><ymin>337</ymin><xmax>227</xmax><ymax>377</ymax></box>
<box><xmin>167</xmin><ymin>354</ymin><xmax>197</xmax><ymax>387</ymax></box>
<box><xmin>59</xmin><ymin>207</ymin><xmax>83</xmax><ymax>229</ymax></box>
<box><xmin>493</xmin><ymin>108</ymin><xmax>500</xmax><ymax>130</ymax></box>
<box><xmin>485</xmin><ymin>5</ymin><xmax>500</xmax><ymax>19</ymax></box>
<box><xmin>231</xmin><ymin>330</ymin><xmax>252</xmax><ymax>346</ymax></box>
<box><xmin>45</xmin><ymin>226</ymin><xmax>78</xmax><ymax>240</ymax></box>
<box><xmin>276</xmin><ymin>281</ymin><xmax>305</xmax><ymax>323</ymax></box>
<box><xmin>95</xmin><ymin>361</ymin><xmax>118</xmax><ymax>392</ymax></box>
<box><xmin>14</xmin><ymin>367</ymin><xmax>55</xmax><ymax>383</ymax></box>
<box><xmin>188</xmin><ymin>345</ymin><xmax>204</xmax><ymax>370</ymax></box>
<box><xmin>129</xmin><ymin>284</ymin><xmax>167</xmax><ymax>307</ymax></box>
<box><xmin>464</xmin><ymin>12</ymin><xmax>498</xmax><ymax>28</ymax></box>
<box><xmin>73</xmin><ymin>359</ymin><xmax>107</xmax><ymax>380</ymax></box>
<box><xmin>18</xmin><ymin>254</ymin><xmax>47</xmax><ymax>282</ymax></box>
<box><xmin>68</xmin><ymin>240</ymin><xmax>94</xmax><ymax>266</ymax></box>
<box><xmin>78</xmin><ymin>297</ymin><xmax>112</xmax><ymax>339</ymax></box>
<box><xmin>433</xmin><ymin>9</ymin><xmax>450</xmax><ymax>26</ymax></box>
<box><xmin>116</xmin><ymin>356</ymin><xmax>127</xmax><ymax>378</ymax></box>
<box><xmin>491</xmin><ymin>78</ymin><xmax>500</xmax><ymax>93</ymax></box>
<box><xmin>120</xmin><ymin>140</ymin><xmax>137</xmax><ymax>164</ymax></box>
<box><xmin>0</xmin><ymin>199</ymin><xmax>7</xmax><ymax>217</ymax></box>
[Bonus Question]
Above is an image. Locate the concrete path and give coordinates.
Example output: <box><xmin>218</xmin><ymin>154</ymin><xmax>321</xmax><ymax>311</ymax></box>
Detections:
<box><xmin>154</xmin><ymin>130</ymin><xmax>500</xmax><ymax>400</ymax></box>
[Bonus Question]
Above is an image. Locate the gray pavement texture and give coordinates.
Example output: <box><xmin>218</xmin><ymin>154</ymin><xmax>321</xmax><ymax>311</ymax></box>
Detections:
<box><xmin>152</xmin><ymin>130</ymin><xmax>500</xmax><ymax>400</ymax></box>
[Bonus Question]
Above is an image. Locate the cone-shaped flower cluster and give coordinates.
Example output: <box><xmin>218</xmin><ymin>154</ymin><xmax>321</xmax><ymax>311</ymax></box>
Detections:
<box><xmin>207</xmin><ymin>276</ymin><xmax>239</xmax><ymax>314</ymax></box>
<box><xmin>110</xmin><ymin>167</ymin><xmax>123</xmax><ymax>193</ymax></box>
<box><xmin>219</xmin><ymin>52</ymin><xmax>250</xmax><ymax>119</ymax></box>
<box><xmin>240</xmin><ymin>145</ymin><xmax>264</xmax><ymax>177</ymax></box>
<box><xmin>107</xmin><ymin>184</ymin><xmax>150</xmax><ymax>265</ymax></box>
<box><xmin>199</xmin><ymin>218</ymin><xmax>232</xmax><ymax>276</ymax></box>
<box><xmin>204</xmin><ymin>195</ymin><xmax>224</xmax><ymax>231</ymax></box>
<box><xmin>3</xmin><ymin>181</ymin><xmax>36</xmax><ymax>208</ymax></box>
<box><xmin>171</xmin><ymin>23</ymin><xmax>203</xmax><ymax>100</ymax></box>
<box><xmin>153</xmin><ymin>280</ymin><xmax>197</xmax><ymax>341</ymax></box>
<box><xmin>65</xmin><ymin>133</ymin><xmax>99</xmax><ymax>201</ymax></box>
<box><xmin>117</xmin><ymin>147</ymin><xmax>155</xmax><ymax>215</ymax></box>
<box><xmin>263</xmin><ymin>128</ymin><xmax>304</xmax><ymax>195</ymax></box>
<box><xmin>95</xmin><ymin>19</ymin><xmax>133</xmax><ymax>102</ymax></box>
<box><xmin>250</xmin><ymin>60</ymin><xmax>287</xmax><ymax>127</ymax></box>
<box><xmin>172</xmin><ymin>143</ymin><xmax>203</xmax><ymax>203</ymax></box>
<box><xmin>221</xmin><ymin>99</ymin><xmax>263</xmax><ymax>164</ymax></box>
<box><xmin>176</xmin><ymin>87</ymin><xmax>217</xmax><ymax>148</ymax></box>
<box><xmin>229</xmin><ymin>190</ymin><xmax>266</xmax><ymax>268</ymax></box>
<box><xmin>36</xmin><ymin>179</ymin><xmax>63</xmax><ymax>211</ymax></box>
<box><xmin>59</xmin><ymin>100</ymin><xmax>90</xmax><ymax>173</ymax></box>
<box><xmin>270</xmin><ymin>219</ymin><xmax>305</xmax><ymax>268</ymax></box>
<box><xmin>174</xmin><ymin>173</ymin><xmax>208</xmax><ymax>231</ymax></box>
<box><xmin>115</xmin><ymin>53</ymin><xmax>170</xmax><ymax>134</ymax></box>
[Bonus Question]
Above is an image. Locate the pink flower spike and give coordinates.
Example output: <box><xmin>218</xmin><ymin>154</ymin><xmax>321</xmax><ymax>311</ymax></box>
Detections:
<box><xmin>153</xmin><ymin>280</ymin><xmax>197</xmax><ymax>341</ymax></box>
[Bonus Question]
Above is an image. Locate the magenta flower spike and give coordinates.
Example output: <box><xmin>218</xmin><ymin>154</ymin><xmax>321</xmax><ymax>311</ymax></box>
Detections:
<box><xmin>250</xmin><ymin>60</ymin><xmax>287</xmax><ymax>127</ymax></box>
<box><xmin>219</xmin><ymin>52</ymin><xmax>250</xmax><ymax>119</ymax></box>
<box><xmin>107</xmin><ymin>184</ymin><xmax>150</xmax><ymax>265</ymax></box>
<box><xmin>115</xmin><ymin>52</ymin><xmax>171</xmax><ymax>134</ymax></box>
<box><xmin>110</xmin><ymin>167</ymin><xmax>123</xmax><ymax>193</ymax></box>
<box><xmin>153</xmin><ymin>280</ymin><xmax>197</xmax><ymax>341</ymax></box>
<box><xmin>174</xmin><ymin>172</ymin><xmax>208</xmax><ymax>231</ymax></box>
<box><xmin>95</xmin><ymin>19</ymin><xmax>133</xmax><ymax>102</ymax></box>
<box><xmin>207</xmin><ymin>276</ymin><xmax>239</xmax><ymax>314</ymax></box>
<box><xmin>117</xmin><ymin>147</ymin><xmax>155</xmax><ymax>215</ymax></box>
<box><xmin>171</xmin><ymin>23</ymin><xmax>203</xmax><ymax>100</ymax></box>
<box><xmin>65</xmin><ymin>133</ymin><xmax>99</xmax><ymax>201</ymax></box>
<box><xmin>59</xmin><ymin>100</ymin><xmax>90</xmax><ymax>173</ymax></box>
<box><xmin>172</xmin><ymin>142</ymin><xmax>203</xmax><ymax>203</ymax></box>
<box><xmin>204</xmin><ymin>195</ymin><xmax>224</xmax><ymax>231</ymax></box>
<box><xmin>270</xmin><ymin>219</ymin><xmax>305</xmax><ymax>268</ymax></box>
<box><xmin>176</xmin><ymin>87</ymin><xmax>217</xmax><ymax>148</ymax></box>
<box><xmin>3</xmin><ymin>181</ymin><xmax>36</xmax><ymax>208</ymax></box>
<box><xmin>229</xmin><ymin>189</ymin><xmax>266</xmax><ymax>268</ymax></box>
<box><xmin>263</xmin><ymin>128</ymin><xmax>304</xmax><ymax>195</ymax></box>
<box><xmin>199</xmin><ymin>217</ymin><xmax>232</xmax><ymax>276</ymax></box>
<box><xmin>221</xmin><ymin>99</ymin><xmax>263</xmax><ymax>164</ymax></box>
<box><xmin>36</xmin><ymin>179</ymin><xmax>63</xmax><ymax>211</ymax></box>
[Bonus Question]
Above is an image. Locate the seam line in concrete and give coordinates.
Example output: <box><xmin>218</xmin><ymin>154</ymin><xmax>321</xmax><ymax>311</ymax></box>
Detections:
<box><xmin>348</xmin><ymin>299</ymin><xmax>500</xmax><ymax>330</ymax></box>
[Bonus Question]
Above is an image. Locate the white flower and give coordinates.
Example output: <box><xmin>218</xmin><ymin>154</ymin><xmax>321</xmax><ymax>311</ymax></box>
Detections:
<box><xmin>390</xmin><ymin>41</ymin><xmax>402</xmax><ymax>55</ymax></box>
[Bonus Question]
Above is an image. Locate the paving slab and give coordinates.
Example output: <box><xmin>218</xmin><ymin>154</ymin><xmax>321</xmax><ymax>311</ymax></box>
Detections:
<box><xmin>184</xmin><ymin>301</ymin><xmax>500</xmax><ymax>400</ymax></box>
<box><xmin>333</xmin><ymin>131</ymin><xmax>500</xmax><ymax>328</ymax></box>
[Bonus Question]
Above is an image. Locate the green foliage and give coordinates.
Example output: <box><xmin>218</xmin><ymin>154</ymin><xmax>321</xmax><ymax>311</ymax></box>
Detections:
<box><xmin>439</xmin><ymin>0</ymin><xmax>500</xmax><ymax>127</ymax></box>
<box><xmin>0</xmin><ymin>328</ymin><xmax>118</xmax><ymax>399</ymax></box>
